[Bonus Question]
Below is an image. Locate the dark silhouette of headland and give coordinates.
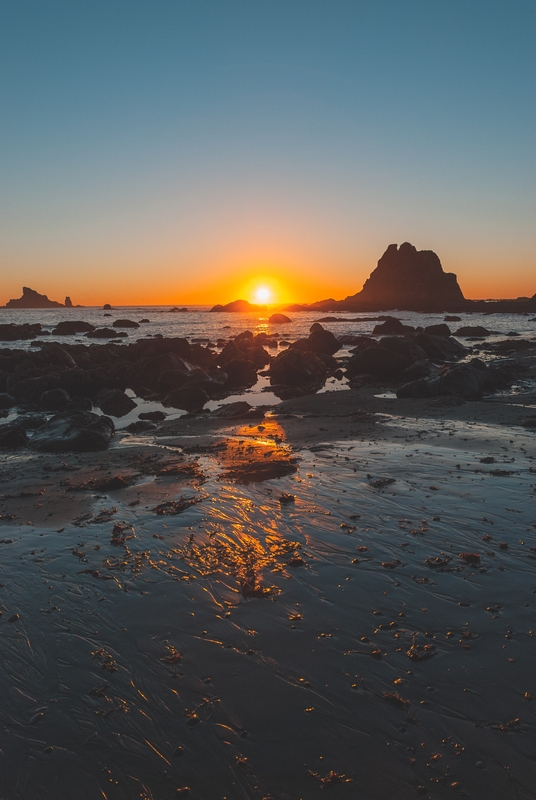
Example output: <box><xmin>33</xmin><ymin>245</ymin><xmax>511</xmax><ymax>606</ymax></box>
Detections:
<box><xmin>5</xmin><ymin>287</ymin><xmax>80</xmax><ymax>309</ymax></box>
<box><xmin>282</xmin><ymin>242</ymin><xmax>536</xmax><ymax>314</ymax></box>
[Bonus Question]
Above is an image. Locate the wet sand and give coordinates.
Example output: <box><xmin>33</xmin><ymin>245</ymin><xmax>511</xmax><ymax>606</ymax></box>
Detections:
<box><xmin>1</xmin><ymin>388</ymin><xmax>536</xmax><ymax>799</ymax></box>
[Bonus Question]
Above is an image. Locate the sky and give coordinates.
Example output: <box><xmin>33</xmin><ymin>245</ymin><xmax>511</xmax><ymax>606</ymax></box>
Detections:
<box><xmin>0</xmin><ymin>0</ymin><xmax>535</xmax><ymax>306</ymax></box>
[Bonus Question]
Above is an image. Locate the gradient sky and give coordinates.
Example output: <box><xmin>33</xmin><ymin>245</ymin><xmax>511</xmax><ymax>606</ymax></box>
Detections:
<box><xmin>1</xmin><ymin>0</ymin><xmax>535</xmax><ymax>305</ymax></box>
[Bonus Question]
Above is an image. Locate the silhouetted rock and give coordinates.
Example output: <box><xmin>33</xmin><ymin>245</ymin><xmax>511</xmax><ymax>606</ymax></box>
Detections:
<box><xmin>52</xmin><ymin>321</ymin><xmax>95</xmax><ymax>335</ymax></box>
<box><xmin>40</xmin><ymin>388</ymin><xmax>71</xmax><ymax>411</ymax></box>
<box><xmin>5</xmin><ymin>287</ymin><xmax>64</xmax><ymax>308</ymax></box>
<box><xmin>222</xmin><ymin>359</ymin><xmax>258</xmax><ymax>388</ymax></box>
<box><xmin>444</xmin><ymin>315</ymin><xmax>461</xmax><ymax>321</ymax></box>
<box><xmin>399</xmin><ymin>358</ymin><xmax>516</xmax><ymax>400</ymax></box>
<box><xmin>113</xmin><ymin>319</ymin><xmax>140</xmax><ymax>328</ymax></box>
<box><xmin>0</xmin><ymin>393</ymin><xmax>15</xmax><ymax>410</ymax></box>
<box><xmin>125</xmin><ymin>420</ymin><xmax>157</xmax><ymax>433</ymax></box>
<box><xmin>373</xmin><ymin>317</ymin><xmax>414</xmax><ymax>335</ymax></box>
<box><xmin>343</xmin><ymin>243</ymin><xmax>465</xmax><ymax>310</ymax></box>
<box><xmin>97</xmin><ymin>389</ymin><xmax>137</xmax><ymax>417</ymax></box>
<box><xmin>103</xmin><ymin>304</ymin><xmax>113</xmax><ymax>310</ymax></box>
<box><xmin>29</xmin><ymin>412</ymin><xmax>114</xmax><ymax>452</ymax></box>
<box><xmin>346</xmin><ymin>345</ymin><xmax>413</xmax><ymax>381</ymax></box>
<box><xmin>60</xmin><ymin>369</ymin><xmax>97</xmax><ymax>398</ymax></box>
<box><xmin>64</xmin><ymin>296</ymin><xmax>73</xmax><ymax>308</ymax></box>
<box><xmin>454</xmin><ymin>326</ymin><xmax>491</xmax><ymax>337</ymax></box>
<box><xmin>139</xmin><ymin>411</ymin><xmax>166</xmax><ymax>421</ymax></box>
<box><xmin>270</xmin><ymin>349</ymin><xmax>327</xmax><ymax>386</ymax></box>
<box><xmin>268</xmin><ymin>313</ymin><xmax>292</xmax><ymax>324</ymax></box>
<box><xmin>411</xmin><ymin>333</ymin><xmax>467</xmax><ymax>361</ymax></box>
<box><xmin>217</xmin><ymin>338</ymin><xmax>270</xmax><ymax>370</ymax></box>
<box><xmin>0</xmin><ymin>323</ymin><xmax>42</xmax><ymax>341</ymax></box>
<box><xmin>168</xmin><ymin>307</ymin><xmax>188</xmax><ymax>313</ymax></box>
<box><xmin>165</xmin><ymin>384</ymin><xmax>209</xmax><ymax>412</ymax></box>
<box><xmin>86</xmin><ymin>328</ymin><xmax>126</xmax><ymax>339</ymax></box>
<box><xmin>290</xmin><ymin>323</ymin><xmax>341</xmax><ymax>356</ymax></box>
<box><xmin>0</xmin><ymin>423</ymin><xmax>28</xmax><ymax>449</ymax></box>
<box><xmin>210</xmin><ymin>299</ymin><xmax>267</xmax><ymax>313</ymax></box>
<box><xmin>424</xmin><ymin>324</ymin><xmax>451</xmax><ymax>337</ymax></box>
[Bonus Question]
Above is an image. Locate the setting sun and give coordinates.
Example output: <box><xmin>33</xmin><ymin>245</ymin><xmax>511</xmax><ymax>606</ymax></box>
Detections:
<box><xmin>253</xmin><ymin>285</ymin><xmax>272</xmax><ymax>304</ymax></box>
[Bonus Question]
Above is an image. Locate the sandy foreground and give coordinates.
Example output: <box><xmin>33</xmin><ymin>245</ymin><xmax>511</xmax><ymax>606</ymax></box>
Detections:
<box><xmin>1</xmin><ymin>387</ymin><xmax>536</xmax><ymax>799</ymax></box>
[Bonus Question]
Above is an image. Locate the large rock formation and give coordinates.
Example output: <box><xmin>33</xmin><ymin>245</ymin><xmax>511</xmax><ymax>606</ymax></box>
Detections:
<box><xmin>344</xmin><ymin>243</ymin><xmax>465</xmax><ymax>311</ymax></box>
<box><xmin>285</xmin><ymin>243</ymin><xmax>467</xmax><ymax>313</ymax></box>
<box><xmin>6</xmin><ymin>287</ymin><xmax>65</xmax><ymax>309</ymax></box>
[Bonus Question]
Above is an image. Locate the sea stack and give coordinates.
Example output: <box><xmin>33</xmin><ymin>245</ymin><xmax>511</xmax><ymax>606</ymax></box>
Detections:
<box><xmin>5</xmin><ymin>287</ymin><xmax>64</xmax><ymax>309</ymax></box>
<box><xmin>346</xmin><ymin>242</ymin><xmax>465</xmax><ymax>311</ymax></box>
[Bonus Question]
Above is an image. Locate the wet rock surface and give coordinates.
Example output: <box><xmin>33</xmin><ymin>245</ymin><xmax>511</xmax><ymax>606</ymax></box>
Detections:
<box><xmin>29</xmin><ymin>411</ymin><xmax>115</xmax><ymax>452</ymax></box>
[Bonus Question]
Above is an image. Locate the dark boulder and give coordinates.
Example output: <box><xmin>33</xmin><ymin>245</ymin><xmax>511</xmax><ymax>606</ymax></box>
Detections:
<box><xmin>39</xmin><ymin>342</ymin><xmax>77</xmax><ymax>368</ymax></box>
<box><xmin>222</xmin><ymin>359</ymin><xmax>258</xmax><ymax>388</ymax></box>
<box><xmin>397</xmin><ymin>364</ymin><xmax>489</xmax><ymax>400</ymax></box>
<box><xmin>60</xmin><ymin>369</ymin><xmax>97</xmax><ymax>398</ymax></box>
<box><xmin>9</xmin><ymin>376</ymin><xmax>50</xmax><ymax>405</ymax></box>
<box><xmin>0</xmin><ymin>393</ymin><xmax>15</xmax><ymax>410</ymax></box>
<box><xmin>113</xmin><ymin>319</ymin><xmax>140</xmax><ymax>328</ymax></box>
<box><xmin>29</xmin><ymin>412</ymin><xmax>114</xmax><ymax>452</ymax></box>
<box><xmin>52</xmin><ymin>321</ymin><xmax>95</xmax><ymax>335</ymax></box>
<box><xmin>40</xmin><ymin>388</ymin><xmax>71</xmax><ymax>411</ymax></box>
<box><xmin>444</xmin><ymin>315</ymin><xmax>461</xmax><ymax>322</ymax></box>
<box><xmin>290</xmin><ymin>324</ymin><xmax>341</xmax><ymax>356</ymax></box>
<box><xmin>454</xmin><ymin>326</ymin><xmax>491</xmax><ymax>337</ymax></box>
<box><xmin>411</xmin><ymin>333</ymin><xmax>467</xmax><ymax>361</ymax></box>
<box><xmin>0</xmin><ymin>423</ymin><xmax>28</xmax><ymax>449</ymax></box>
<box><xmin>165</xmin><ymin>384</ymin><xmax>209</xmax><ymax>412</ymax></box>
<box><xmin>0</xmin><ymin>323</ymin><xmax>42</xmax><ymax>341</ymax></box>
<box><xmin>373</xmin><ymin>317</ymin><xmax>414</xmax><ymax>335</ymax></box>
<box><xmin>68</xmin><ymin>396</ymin><xmax>93</xmax><ymax>411</ymax></box>
<box><xmin>424</xmin><ymin>324</ymin><xmax>451</xmax><ymax>337</ymax></box>
<box><xmin>139</xmin><ymin>411</ymin><xmax>166</xmax><ymax>421</ymax></box>
<box><xmin>378</xmin><ymin>337</ymin><xmax>428</xmax><ymax>363</ymax></box>
<box><xmin>125</xmin><ymin>420</ymin><xmax>157</xmax><ymax>433</ymax></box>
<box><xmin>86</xmin><ymin>328</ymin><xmax>127</xmax><ymax>339</ymax></box>
<box><xmin>346</xmin><ymin>346</ymin><xmax>413</xmax><ymax>381</ymax></box>
<box><xmin>270</xmin><ymin>349</ymin><xmax>327</xmax><ymax>386</ymax></box>
<box><xmin>97</xmin><ymin>389</ymin><xmax>137</xmax><ymax>417</ymax></box>
<box><xmin>218</xmin><ymin>339</ymin><xmax>269</xmax><ymax>370</ymax></box>
<box><xmin>268</xmin><ymin>313</ymin><xmax>292</xmax><ymax>324</ymax></box>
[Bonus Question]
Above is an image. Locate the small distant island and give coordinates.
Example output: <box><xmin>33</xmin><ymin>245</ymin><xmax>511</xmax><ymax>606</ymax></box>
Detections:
<box><xmin>5</xmin><ymin>287</ymin><xmax>81</xmax><ymax>309</ymax></box>
<box><xmin>210</xmin><ymin>299</ymin><xmax>267</xmax><ymax>313</ymax></box>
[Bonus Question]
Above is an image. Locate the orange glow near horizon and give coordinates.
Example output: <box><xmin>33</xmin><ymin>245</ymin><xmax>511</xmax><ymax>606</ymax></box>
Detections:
<box><xmin>2</xmin><ymin>250</ymin><xmax>535</xmax><ymax>307</ymax></box>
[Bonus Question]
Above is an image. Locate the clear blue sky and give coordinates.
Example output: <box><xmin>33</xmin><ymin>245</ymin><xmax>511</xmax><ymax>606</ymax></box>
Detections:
<box><xmin>1</xmin><ymin>0</ymin><xmax>534</xmax><ymax>304</ymax></box>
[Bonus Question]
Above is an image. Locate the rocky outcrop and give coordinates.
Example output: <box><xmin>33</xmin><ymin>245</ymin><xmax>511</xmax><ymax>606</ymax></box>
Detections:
<box><xmin>5</xmin><ymin>287</ymin><xmax>65</xmax><ymax>308</ymax></box>
<box><xmin>29</xmin><ymin>412</ymin><xmax>114</xmax><ymax>452</ymax></box>
<box><xmin>289</xmin><ymin>323</ymin><xmax>341</xmax><ymax>356</ymax></box>
<box><xmin>210</xmin><ymin>299</ymin><xmax>267</xmax><ymax>313</ymax></box>
<box><xmin>0</xmin><ymin>323</ymin><xmax>43</xmax><ymax>341</ymax></box>
<box><xmin>346</xmin><ymin>243</ymin><xmax>465</xmax><ymax>311</ymax></box>
<box><xmin>270</xmin><ymin>349</ymin><xmax>327</xmax><ymax>387</ymax></box>
<box><xmin>268</xmin><ymin>313</ymin><xmax>292</xmax><ymax>324</ymax></box>
<box><xmin>397</xmin><ymin>360</ymin><xmax>514</xmax><ymax>400</ymax></box>
<box><xmin>288</xmin><ymin>243</ymin><xmax>467</xmax><ymax>313</ymax></box>
<box><xmin>52</xmin><ymin>321</ymin><xmax>95</xmax><ymax>335</ymax></box>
